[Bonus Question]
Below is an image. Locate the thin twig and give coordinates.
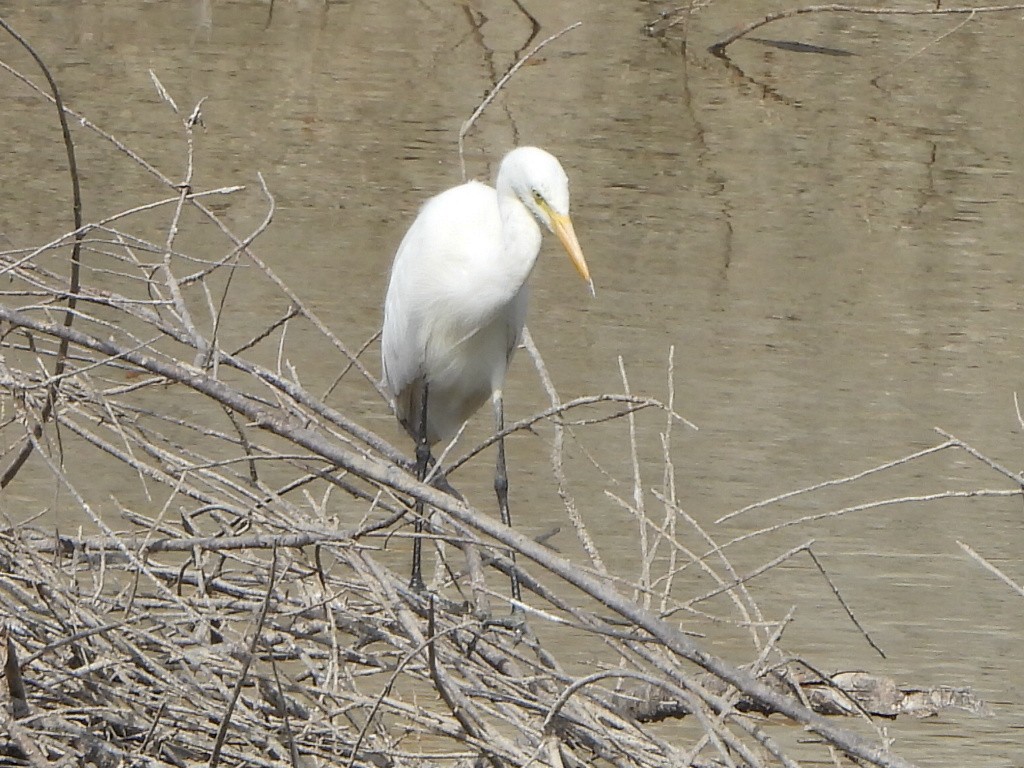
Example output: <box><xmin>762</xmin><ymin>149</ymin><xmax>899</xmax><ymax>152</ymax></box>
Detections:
<box><xmin>806</xmin><ymin>548</ymin><xmax>886</xmax><ymax>659</ymax></box>
<box><xmin>458</xmin><ymin>21</ymin><xmax>583</xmax><ymax>180</ymax></box>
<box><xmin>209</xmin><ymin>545</ymin><xmax>278</xmax><ymax>768</ymax></box>
<box><xmin>957</xmin><ymin>540</ymin><xmax>1024</xmax><ymax>598</ymax></box>
<box><xmin>0</xmin><ymin>17</ymin><xmax>84</xmax><ymax>489</ymax></box>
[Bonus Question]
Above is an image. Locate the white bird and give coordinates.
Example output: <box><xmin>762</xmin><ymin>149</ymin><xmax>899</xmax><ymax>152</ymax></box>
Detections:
<box><xmin>381</xmin><ymin>146</ymin><xmax>593</xmax><ymax>597</ymax></box>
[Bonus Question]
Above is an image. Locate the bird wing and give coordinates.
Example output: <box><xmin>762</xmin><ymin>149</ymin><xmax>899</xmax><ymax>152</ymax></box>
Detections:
<box><xmin>381</xmin><ymin>182</ymin><xmax>502</xmax><ymax>426</ymax></box>
<box><xmin>381</xmin><ymin>237</ymin><xmax>426</xmax><ymax>432</ymax></box>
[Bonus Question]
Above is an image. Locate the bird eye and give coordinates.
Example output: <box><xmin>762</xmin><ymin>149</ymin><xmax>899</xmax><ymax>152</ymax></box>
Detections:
<box><xmin>532</xmin><ymin>190</ymin><xmax>544</xmax><ymax>203</ymax></box>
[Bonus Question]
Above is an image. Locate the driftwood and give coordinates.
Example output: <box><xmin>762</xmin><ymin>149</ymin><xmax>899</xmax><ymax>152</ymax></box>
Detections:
<box><xmin>0</xmin><ymin>15</ymin><xmax>1007</xmax><ymax>768</ymax></box>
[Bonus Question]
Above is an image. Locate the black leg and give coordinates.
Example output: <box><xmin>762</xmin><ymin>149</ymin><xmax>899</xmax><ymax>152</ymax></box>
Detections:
<box><xmin>411</xmin><ymin>383</ymin><xmax>430</xmax><ymax>592</ymax></box>
<box><xmin>493</xmin><ymin>391</ymin><xmax>521</xmax><ymax>605</ymax></box>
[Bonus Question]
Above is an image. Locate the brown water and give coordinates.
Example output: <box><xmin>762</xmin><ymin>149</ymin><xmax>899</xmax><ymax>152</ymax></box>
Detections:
<box><xmin>2</xmin><ymin>1</ymin><xmax>1023</xmax><ymax>763</ymax></box>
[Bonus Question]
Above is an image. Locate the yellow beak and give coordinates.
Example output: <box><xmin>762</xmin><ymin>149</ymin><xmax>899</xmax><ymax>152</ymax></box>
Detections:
<box><xmin>549</xmin><ymin>211</ymin><xmax>595</xmax><ymax>297</ymax></box>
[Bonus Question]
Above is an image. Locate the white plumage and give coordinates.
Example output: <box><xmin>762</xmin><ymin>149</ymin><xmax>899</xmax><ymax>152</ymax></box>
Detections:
<box><xmin>382</xmin><ymin>146</ymin><xmax>592</xmax><ymax>445</ymax></box>
<box><xmin>380</xmin><ymin>145</ymin><xmax>593</xmax><ymax>596</ymax></box>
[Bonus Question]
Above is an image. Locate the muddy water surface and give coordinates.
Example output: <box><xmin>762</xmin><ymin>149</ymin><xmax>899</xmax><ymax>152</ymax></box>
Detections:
<box><xmin>2</xmin><ymin>1</ymin><xmax>1023</xmax><ymax>763</ymax></box>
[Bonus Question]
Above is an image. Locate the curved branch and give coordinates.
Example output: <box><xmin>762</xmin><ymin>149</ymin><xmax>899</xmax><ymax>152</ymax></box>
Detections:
<box><xmin>0</xmin><ymin>16</ymin><xmax>84</xmax><ymax>488</ymax></box>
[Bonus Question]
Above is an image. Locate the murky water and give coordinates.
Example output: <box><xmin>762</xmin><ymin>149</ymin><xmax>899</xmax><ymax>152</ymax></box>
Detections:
<box><xmin>2</xmin><ymin>1</ymin><xmax>1023</xmax><ymax>763</ymax></box>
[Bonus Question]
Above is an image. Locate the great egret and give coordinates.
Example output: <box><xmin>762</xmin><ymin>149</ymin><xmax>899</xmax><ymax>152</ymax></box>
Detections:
<box><xmin>381</xmin><ymin>146</ymin><xmax>594</xmax><ymax>598</ymax></box>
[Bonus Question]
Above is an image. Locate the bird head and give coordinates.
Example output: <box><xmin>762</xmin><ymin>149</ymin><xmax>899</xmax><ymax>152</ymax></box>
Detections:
<box><xmin>500</xmin><ymin>147</ymin><xmax>595</xmax><ymax>296</ymax></box>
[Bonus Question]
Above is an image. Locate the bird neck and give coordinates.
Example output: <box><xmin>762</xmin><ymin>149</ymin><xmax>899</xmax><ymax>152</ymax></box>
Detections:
<box><xmin>495</xmin><ymin>189</ymin><xmax>542</xmax><ymax>286</ymax></box>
